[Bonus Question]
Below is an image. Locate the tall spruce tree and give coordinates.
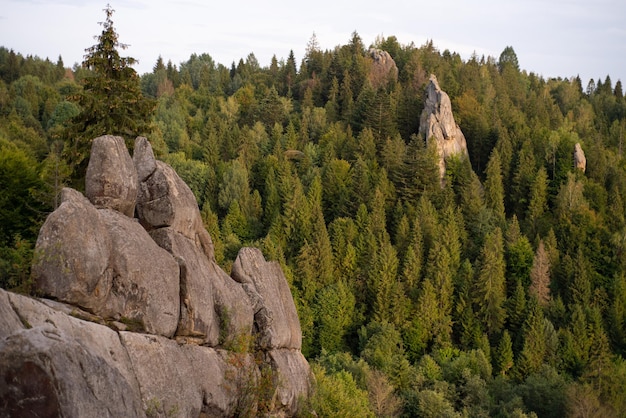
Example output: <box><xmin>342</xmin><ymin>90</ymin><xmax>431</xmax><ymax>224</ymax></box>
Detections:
<box><xmin>474</xmin><ymin>227</ymin><xmax>507</xmax><ymax>336</ymax></box>
<box><xmin>65</xmin><ymin>4</ymin><xmax>154</xmax><ymax>183</ymax></box>
<box><xmin>484</xmin><ymin>148</ymin><xmax>506</xmax><ymax>225</ymax></box>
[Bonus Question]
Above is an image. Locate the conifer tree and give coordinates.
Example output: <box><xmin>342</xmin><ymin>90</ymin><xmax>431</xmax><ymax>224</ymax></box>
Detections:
<box><xmin>608</xmin><ymin>274</ymin><xmax>626</xmax><ymax>351</ymax></box>
<box><xmin>515</xmin><ymin>299</ymin><xmax>547</xmax><ymax>378</ymax></box>
<box><xmin>526</xmin><ymin>166</ymin><xmax>549</xmax><ymax>235</ymax></box>
<box><xmin>315</xmin><ymin>278</ymin><xmax>355</xmax><ymax>353</ymax></box>
<box><xmin>529</xmin><ymin>240</ymin><xmax>551</xmax><ymax>306</ymax></box>
<box><xmin>454</xmin><ymin>260</ymin><xmax>482</xmax><ymax>350</ymax></box>
<box><xmin>474</xmin><ymin>227</ymin><xmax>507</xmax><ymax>336</ymax></box>
<box><xmin>423</xmin><ymin>239</ymin><xmax>453</xmax><ymax>346</ymax></box>
<box><xmin>307</xmin><ymin>176</ymin><xmax>334</xmax><ymax>286</ymax></box>
<box><xmin>340</xmin><ymin>70</ymin><xmax>354</xmax><ymax>124</ymax></box>
<box><xmin>369</xmin><ymin>239</ymin><xmax>399</xmax><ymax>324</ymax></box>
<box><xmin>510</xmin><ymin>140</ymin><xmax>536</xmax><ymax>219</ymax></box>
<box><xmin>401</xmin><ymin>219</ymin><xmax>424</xmax><ymax>299</ymax></box>
<box><xmin>484</xmin><ymin>148</ymin><xmax>506</xmax><ymax>225</ymax></box>
<box><xmin>506</xmin><ymin>279</ymin><xmax>527</xmax><ymax>344</ymax></box>
<box><xmin>495</xmin><ymin>330</ymin><xmax>514</xmax><ymax>376</ymax></box>
<box><xmin>65</xmin><ymin>4</ymin><xmax>154</xmax><ymax>182</ymax></box>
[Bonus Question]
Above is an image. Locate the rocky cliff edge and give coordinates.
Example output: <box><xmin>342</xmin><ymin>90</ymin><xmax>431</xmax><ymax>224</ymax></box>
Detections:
<box><xmin>0</xmin><ymin>135</ymin><xmax>312</xmax><ymax>417</ymax></box>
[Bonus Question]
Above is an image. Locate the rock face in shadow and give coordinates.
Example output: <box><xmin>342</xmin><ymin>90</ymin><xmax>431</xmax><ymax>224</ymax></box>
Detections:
<box><xmin>6</xmin><ymin>135</ymin><xmax>312</xmax><ymax>417</ymax></box>
<box><xmin>419</xmin><ymin>74</ymin><xmax>470</xmax><ymax>182</ymax></box>
<box><xmin>267</xmin><ymin>349</ymin><xmax>313</xmax><ymax>414</ymax></box>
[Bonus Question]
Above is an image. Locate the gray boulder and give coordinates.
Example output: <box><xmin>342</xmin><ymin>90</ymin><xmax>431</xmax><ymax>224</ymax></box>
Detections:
<box><xmin>266</xmin><ymin>349</ymin><xmax>312</xmax><ymax>416</ymax></box>
<box><xmin>85</xmin><ymin>135</ymin><xmax>138</xmax><ymax>217</ymax></box>
<box><xmin>32</xmin><ymin>190</ymin><xmax>180</xmax><ymax>337</ymax></box>
<box><xmin>134</xmin><ymin>137</ymin><xmax>214</xmax><ymax>261</ymax></box>
<box><xmin>121</xmin><ymin>332</ymin><xmax>254</xmax><ymax>417</ymax></box>
<box><xmin>419</xmin><ymin>74</ymin><xmax>469</xmax><ymax>181</ymax></box>
<box><xmin>0</xmin><ymin>290</ymin><xmax>145</xmax><ymax>418</ymax></box>
<box><xmin>151</xmin><ymin>227</ymin><xmax>254</xmax><ymax>347</ymax></box>
<box><xmin>32</xmin><ymin>188</ymin><xmax>114</xmax><ymax>314</ymax></box>
<box><xmin>99</xmin><ymin>209</ymin><xmax>180</xmax><ymax>337</ymax></box>
<box><xmin>0</xmin><ymin>287</ymin><xmax>24</xmax><ymax>338</ymax></box>
<box><xmin>231</xmin><ymin>247</ymin><xmax>302</xmax><ymax>350</ymax></box>
<box><xmin>9</xmin><ymin>134</ymin><xmax>313</xmax><ymax>417</ymax></box>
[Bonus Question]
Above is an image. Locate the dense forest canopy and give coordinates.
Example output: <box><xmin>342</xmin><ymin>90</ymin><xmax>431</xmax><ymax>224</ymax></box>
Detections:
<box><xmin>2</xmin><ymin>10</ymin><xmax>626</xmax><ymax>416</ymax></box>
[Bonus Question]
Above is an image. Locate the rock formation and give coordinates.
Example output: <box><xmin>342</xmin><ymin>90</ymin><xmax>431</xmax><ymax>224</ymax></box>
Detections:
<box><xmin>85</xmin><ymin>135</ymin><xmax>138</xmax><ymax>217</ymax></box>
<box><xmin>1</xmin><ymin>135</ymin><xmax>312</xmax><ymax>417</ymax></box>
<box><xmin>31</xmin><ymin>187</ymin><xmax>181</xmax><ymax>337</ymax></box>
<box><xmin>368</xmin><ymin>48</ymin><xmax>398</xmax><ymax>89</ymax></box>
<box><xmin>574</xmin><ymin>142</ymin><xmax>586</xmax><ymax>172</ymax></box>
<box><xmin>418</xmin><ymin>74</ymin><xmax>470</xmax><ymax>182</ymax></box>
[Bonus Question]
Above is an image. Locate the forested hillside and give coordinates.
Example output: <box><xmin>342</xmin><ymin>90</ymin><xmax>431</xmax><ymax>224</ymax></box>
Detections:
<box><xmin>2</xmin><ymin>25</ymin><xmax>626</xmax><ymax>416</ymax></box>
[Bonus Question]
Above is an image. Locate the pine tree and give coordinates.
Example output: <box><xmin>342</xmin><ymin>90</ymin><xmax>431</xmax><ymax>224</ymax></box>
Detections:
<box><xmin>608</xmin><ymin>274</ymin><xmax>626</xmax><ymax>352</ymax></box>
<box><xmin>340</xmin><ymin>70</ymin><xmax>354</xmax><ymax>124</ymax></box>
<box><xmin>505</xmin><ymin>230</ymin><xmax>534</xmax><ymax>290</ymax></box>
<box><xmin>526</xmin><ymin>166</ymin><xmax>548</xmax><ymax>236</ymax></box>
<box><xmin>510</xmin><ymin>140</ymin><xmax>536</xmax><ymax>220</ymax></box>
<box><xmin>529</xmin><ymin>239</ymin><xmax>551</xmax><ymax>306</ymax></box>
<box><xmin>506</xmin><ymin>279</ymin><xmax>527</xmax><ymax>345</ymax></box>
<box><xmin>495</xmin><ymin>330</ymin><xmax>514</xmax><ymax>376</ymax></box>
<box><xmin>454</xmin><ymin>260</ymin><xmax>482</xmax><ymax>350</ymax></box>
<box><xmin>369</xmin><ymin>239</ymin><xmax>399</xmax><ymax>324</ymax></box>
<box><xmin>65</xmin><ymin>4</ymin><xmax>154</xmax><ymax>183</ymax></box>
<box><xmin>474</xmin><ymin>227</ymin><xmax>507</xmax><ymax>336</ymax></box>
<box><xmin>569</xmin><ymin>249</ymin><xmax>592</xmax><ymax>307</ymax></box>
<box><xmin>515</xmin><ymin>299</ymin><xmax>547</xmax><ymax>378</ymax></box>
<box><xmin>307</xmin><ymin>176</ymin><xmax>334</xmax><ymax>287</ymax></box>
<box><xmin>315</xmin><ymin>278</ymin><xmax>355</xmax><ymax>353</ymax></box>
<box><xmin>401</xmin><ymin>219</ymin><xmax>424</xmax><ymax>299</ymax></box>
<box><xmin>423</xmin><ymin>239</ymin><xmax>453</xmax><ymax>346</ymax></box>
<box><xmin>484</xmin><ymin>148</ymin><xmax>506</xmax><ymax>225</ymax></box>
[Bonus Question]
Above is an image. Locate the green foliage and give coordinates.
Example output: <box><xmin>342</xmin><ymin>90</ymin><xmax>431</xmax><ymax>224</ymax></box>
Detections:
<box><xmin>314</xmin><ymin>279</ymin><xmax>355</xmax><ymax>353</ymax></box>
<box><xmin>474</xmin><ymin>227</ymin><xmax>507</xmax><ymax>336</ymax></box>
<box><xmin>0</xmin><ymin>139</ymin><xmax>47</xmax><ymax>246</ymax></box>
<box><xmin>309</xmin><ymin>364</ymin><xmax>374</xmax><ymax>418</ymax></box>
<box><xmin>515</xmin><ymin>366</ymin><xmax>568</xmax><ymax>418</ymax></box>
<box><xmin>0</xmin><ymin>235</ymin><xmax>34</xmax><ymax>292</ymax></box>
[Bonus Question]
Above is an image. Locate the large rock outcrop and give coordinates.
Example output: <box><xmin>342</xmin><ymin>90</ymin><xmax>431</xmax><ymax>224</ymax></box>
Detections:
<box><xmin>419</xmin><ymin>74</ymin><xmax>470</xmax><ymax>182</ymax></box>
<box><xmin>31</xmin><ymin>188</ymin><xmax>180</xmax><ymax>337</ymax></box>
<box><xmin>574</xmin><ymin>142</ymin><xmax>586</xmax><ymax>172</ymax></box>
<box><xmin>0</xmin><ymin>290</ymin><xmax>145</xmax><ymax>417</ymax></box>
<box><xmin>3</xmin><ymin>135</ymin><xmax>312</xmax><ymax>417</ymax></box>
<box><xmin>368</xmin><ymin>48</ymin><xmax>398</xmax><ymax>89</ymax></box>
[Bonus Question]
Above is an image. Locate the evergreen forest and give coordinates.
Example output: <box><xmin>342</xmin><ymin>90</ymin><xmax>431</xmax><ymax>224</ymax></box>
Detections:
<box><xmin>2</xmin><ymin>9</ymin><xmax>626</xmax><ymax>416</ymax></box>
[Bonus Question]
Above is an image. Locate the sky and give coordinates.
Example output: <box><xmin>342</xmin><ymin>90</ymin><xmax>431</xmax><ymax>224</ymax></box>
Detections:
<box><xmin>1</xmin><ymin>0</ymin><xmax>625</xmax><ymax>85</ymax></box>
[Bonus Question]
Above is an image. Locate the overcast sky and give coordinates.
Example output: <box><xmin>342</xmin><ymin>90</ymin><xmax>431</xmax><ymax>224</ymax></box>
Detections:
<box><xmin>1</xmin><ymin>0</ymin><xmax>625</xmax><ymax>85</ymax></box>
